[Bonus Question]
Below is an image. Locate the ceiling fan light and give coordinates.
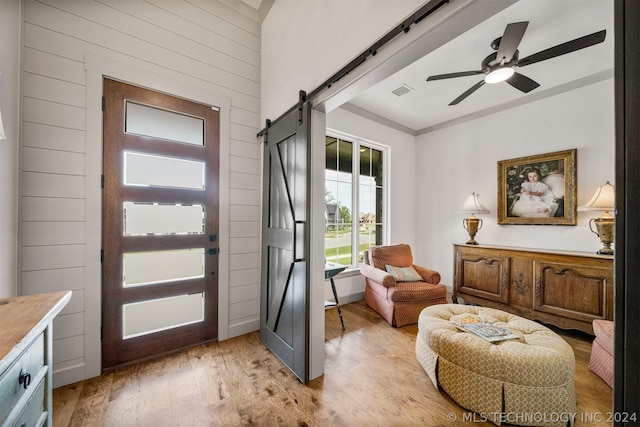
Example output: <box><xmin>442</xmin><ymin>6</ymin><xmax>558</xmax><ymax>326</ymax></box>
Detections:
<box><xmin>485</xmin><ymin>67</ymin><xmax>515</xmax><ymax>84</ymax></box>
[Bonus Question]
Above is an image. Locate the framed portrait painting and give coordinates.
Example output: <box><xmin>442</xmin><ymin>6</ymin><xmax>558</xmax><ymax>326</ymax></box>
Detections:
<box><xmin>497</xmin><ymin>149</ymin><xmax>577</xmax><ymax>225</ymax></box>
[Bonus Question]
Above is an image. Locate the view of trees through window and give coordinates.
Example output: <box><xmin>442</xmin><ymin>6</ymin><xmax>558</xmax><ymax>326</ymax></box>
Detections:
<box><xmin>325</xmin><ymin>135</ymin><xmax>385</xmax><ymax>266</ymax></box>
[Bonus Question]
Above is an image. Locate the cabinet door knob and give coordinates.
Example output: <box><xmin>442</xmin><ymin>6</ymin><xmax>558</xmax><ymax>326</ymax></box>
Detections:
<box><xmin>18</xmin><ymin>369</ymin><xmax>31</xmax><ymax>389</ymax></box>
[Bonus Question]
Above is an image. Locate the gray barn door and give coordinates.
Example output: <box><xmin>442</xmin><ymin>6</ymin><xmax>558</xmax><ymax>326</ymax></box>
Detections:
<box><xmin>260</xmin><ymin>99</ymin><xmax>311</xmax><ymax>383</ymax></box>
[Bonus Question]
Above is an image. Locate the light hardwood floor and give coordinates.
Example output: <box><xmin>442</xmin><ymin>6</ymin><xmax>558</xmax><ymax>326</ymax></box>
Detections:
<box><xmin>53</xmin><ymin>301</ymin><xmax>612</xmax><ymax>426</ymax></box>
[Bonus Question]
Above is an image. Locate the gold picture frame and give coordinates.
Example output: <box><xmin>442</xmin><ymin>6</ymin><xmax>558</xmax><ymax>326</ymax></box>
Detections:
<box><xmin>498</xmin><ymin>149</ymin><xmax>577</xmax><ymax>225</ymax></box>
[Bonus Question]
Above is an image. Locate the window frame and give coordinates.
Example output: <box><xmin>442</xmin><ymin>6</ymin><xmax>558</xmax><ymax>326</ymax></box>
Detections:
<box><xmin>325</xmin><ymin>129</ymin><xmax>390</xmax><ymax>269</ymax></box>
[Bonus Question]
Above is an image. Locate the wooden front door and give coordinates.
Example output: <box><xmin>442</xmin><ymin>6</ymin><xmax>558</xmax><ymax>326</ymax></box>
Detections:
<box><xmin>102</xmin><ymin>78</ymin><xmax>219</xmax><ymax>369</ymax></box>
<box><xmin>260</xmin><ymin>100</ymin><xmax>311</xmax><ymax>382</ymax></box>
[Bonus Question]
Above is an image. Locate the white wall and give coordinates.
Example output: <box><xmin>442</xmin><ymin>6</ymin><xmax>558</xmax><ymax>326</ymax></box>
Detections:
<box><xmin>20</xmin><ymin>0</ymin><xmax>263</xmax><ymax>386</ymax></box>
<box><xmin>0</xmin><ymin>0</ymin><xmax>21</xmax><ymax>298</ymax></box>
<box><xmin>415</xmin><ymin>78</ymin><xmax>615</xmax><ymax>289</ymax></box>
<box><xmin>261</xmin><ymin>0</ymin><xmax>424</xmax><ymax>122</ymax></box>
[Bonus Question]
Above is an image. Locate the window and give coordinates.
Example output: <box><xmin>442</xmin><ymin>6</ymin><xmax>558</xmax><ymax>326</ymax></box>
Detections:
<box><xmin>325</xmin><ymin>133</ymin><xmax>387</xmax><ymax>266</ymax></box>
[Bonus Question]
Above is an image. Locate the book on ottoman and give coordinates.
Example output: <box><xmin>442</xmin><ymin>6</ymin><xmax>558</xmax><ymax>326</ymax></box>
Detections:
<box><xmin>451</xmin><ymin>315</ymin><xmax>520</xmax><ymax>343</ymax></box>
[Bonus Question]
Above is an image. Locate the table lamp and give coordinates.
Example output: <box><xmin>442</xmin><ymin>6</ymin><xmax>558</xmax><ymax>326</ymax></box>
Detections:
<box><xmin>578</xmin><ymin>181</ymin><xmax>615</xmax><ymax>255</ymax></box>
<box><xmin>457</xmin><ymin>193</ymin><xmax>490</xmax><ymax>245</ymax></box>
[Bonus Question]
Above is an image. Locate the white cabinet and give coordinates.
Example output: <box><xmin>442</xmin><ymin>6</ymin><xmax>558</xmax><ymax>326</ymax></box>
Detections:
<box><xmin>0</xmin><ymin>291</ymin><xmax>71</xmax><ymax>427</ymax></box>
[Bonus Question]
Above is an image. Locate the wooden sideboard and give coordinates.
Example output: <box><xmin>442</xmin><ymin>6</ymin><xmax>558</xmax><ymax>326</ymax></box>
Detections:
<box><xmin>452</xmin><ymin>244</ymin><xmax>613</xmax><ymax>335</ymax></box>
<box><xmin>0</xmin><ymin>291</ymin><xmax>71</xmax><ymax>427</ymax></box>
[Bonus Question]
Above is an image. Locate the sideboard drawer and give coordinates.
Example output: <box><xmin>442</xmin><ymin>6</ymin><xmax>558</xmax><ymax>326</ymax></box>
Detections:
<box><xmin>9</xmin><ymin>376</ymin><xmax>47</xmax><ymax>427</ymax></box>
<box><xmin>454</xmin><ymin>249</ymin><xmax>511</xmax><ymax>304</ymax></box>
<box><xmin>0</xmin><ymin>332</ymin><xmax>45</xmax><ymax>425</ymax></box>
<box><xmin>533</xmin><ymin>259</ymin><xmax>613</xmax><ymax>323</ymax></box>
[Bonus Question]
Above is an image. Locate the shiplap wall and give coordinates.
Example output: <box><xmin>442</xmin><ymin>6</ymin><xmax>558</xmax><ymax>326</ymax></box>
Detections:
<box><xmin>0</xmin><ymin>0</ymin><xmax>21</xmax><ymax>299</ymax></box>
<box><xmin>21</xmin><ymin>0</ymin><xmax>262</xmax><ymax>386</ymax></box>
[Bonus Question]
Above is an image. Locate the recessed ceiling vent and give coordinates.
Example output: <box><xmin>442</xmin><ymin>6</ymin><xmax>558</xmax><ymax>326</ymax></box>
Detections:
<box><xmin>391</xmin><ymin>83</ymin><xmax>414</xmax><ymax>97</ymax></box>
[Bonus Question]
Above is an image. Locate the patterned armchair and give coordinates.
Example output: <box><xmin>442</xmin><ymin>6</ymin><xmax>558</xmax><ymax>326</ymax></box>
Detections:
<box><xmin>360</xmin><ymin>244</ymin><xmax>447</xmax><ymax>327</ymax></box>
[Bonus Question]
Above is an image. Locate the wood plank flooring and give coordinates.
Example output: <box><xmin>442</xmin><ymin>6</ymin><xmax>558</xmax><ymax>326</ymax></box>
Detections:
<box><xmin>53</xmin><ymin>301</ymin><xmax>612</xmax><ymax>426</ymax></box>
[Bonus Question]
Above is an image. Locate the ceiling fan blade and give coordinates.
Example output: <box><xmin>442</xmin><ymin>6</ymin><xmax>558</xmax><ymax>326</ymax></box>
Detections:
<box><xmin>497</xmin><ymin>21</ymin><xmax>529</xmax><ymax>63</ymax></box>
<box><xmin>427</xmin><ymin>70</ymin><xmax>484</xmax><ymax>81</ymax></box>
<box><xmin>449</xmin><ymin>80</ymin><xmax>485</xmax><ymax>105</ymax></box>
<box><xmin>518</xmin><ymin>29</ymin><xmax>606</xmax><ymax>68</ymax></box>
<box><xmin>506</xmin><ymin>72</ymin><xmax>540</xmax><ymax>93</ymax></box>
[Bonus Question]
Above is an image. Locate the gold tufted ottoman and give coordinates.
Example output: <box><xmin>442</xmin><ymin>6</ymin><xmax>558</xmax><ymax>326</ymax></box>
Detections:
<box><xmin>416</xmin><ymin>304</ymin><xmax>576</xmax><ymax>427</ymax></box>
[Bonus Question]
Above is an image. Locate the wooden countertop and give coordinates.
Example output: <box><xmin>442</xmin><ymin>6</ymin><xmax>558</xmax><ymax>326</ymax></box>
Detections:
<box><xmin>0</xmin><ymin>291</ymin><xmax>72</xmax><ymax>371</ymax></box>
<box><xmin>453</xmin><ymin>243</ymin><xmax>614</xmax><ymax>260</ymax></box>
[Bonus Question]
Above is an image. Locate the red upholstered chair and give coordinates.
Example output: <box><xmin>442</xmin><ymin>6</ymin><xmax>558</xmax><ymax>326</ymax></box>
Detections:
<box><xmin>360</xmin><ymin>244</ymin><xmax>447</xmax><ymax>327</ymax></box>
<box><xmin>589</xmin><ymin>319</ymin><xmax>614</xmax><ymax>387</ymax></box>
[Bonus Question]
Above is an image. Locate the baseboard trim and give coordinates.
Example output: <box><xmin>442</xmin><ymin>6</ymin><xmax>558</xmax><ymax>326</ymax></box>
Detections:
<box><xmin>338</xmin><ymin>292</ymin><xmax>364</xmax><ymax>305</ymax></box>
<box><xmin>228</xmin><ymin>318</ymin><xmax>260</xmax><ymax>338</ymax></box>
<box><xmin>53</xmin><ymin>362</ymin><xmax>86</xmax><ymax>388</ymax></box>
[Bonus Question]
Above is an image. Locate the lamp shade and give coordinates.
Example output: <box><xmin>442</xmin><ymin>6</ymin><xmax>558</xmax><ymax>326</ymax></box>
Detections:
<box><xmin>457</xmin><ymin>193</ymin><xmax>490</xmax><ymax>214</ymax></box>
<box><xmin>578</xmin><ymin>181</ymin><xmax>615</xmax><ymax>212</ymax></box>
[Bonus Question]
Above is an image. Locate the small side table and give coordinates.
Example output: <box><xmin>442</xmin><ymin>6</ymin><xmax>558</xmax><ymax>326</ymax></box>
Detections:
<box><xmin>325</xmin><ymin>262</ymin><xmax>348</xmax><ymax>330</ymax></box>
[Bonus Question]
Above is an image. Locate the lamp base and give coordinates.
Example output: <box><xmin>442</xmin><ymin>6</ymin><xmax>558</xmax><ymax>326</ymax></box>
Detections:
<box><xmin>463</xmin><ymin>215</ymin><xmax>483</xmax><ymax>246</ymax></box>
<box><xmin>589</xmin><ymin>215</ymin><xmax>614</xmax><ymax>257</ymax></box>
<box><xmin>597</xmin><ymin>247</ymin><xmax>614</xmax><ymax>256</ymax></box>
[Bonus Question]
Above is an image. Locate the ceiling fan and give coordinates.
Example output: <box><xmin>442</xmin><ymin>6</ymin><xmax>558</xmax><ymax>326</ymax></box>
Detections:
<box><xmin>426</xmin><ymin>22</ymin><xmax>606</xmax><ymax>105</ymax></box>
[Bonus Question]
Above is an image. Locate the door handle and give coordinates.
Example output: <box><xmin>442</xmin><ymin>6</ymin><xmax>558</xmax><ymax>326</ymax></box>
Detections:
<box><xmin>208</xmin><ymin>248</ymin><xmax>218</xmax><ymax>255</ymax></box>
<box><xmin>18</xmin><ymin>369</ymin><xmax>31</xmax><ymax>389</ymax></box>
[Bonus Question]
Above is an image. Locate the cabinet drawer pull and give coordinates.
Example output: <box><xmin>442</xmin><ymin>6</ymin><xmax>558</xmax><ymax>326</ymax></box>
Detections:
<box><xmin>18</xmin><ymin>369</ymin><xmax>32</xmax><ymax>389</ymax></box>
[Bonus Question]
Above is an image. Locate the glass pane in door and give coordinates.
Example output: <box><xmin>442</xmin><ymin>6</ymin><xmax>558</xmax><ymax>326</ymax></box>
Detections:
<box><xmin>122</xmin><ymin>292</ymin><xmax>205</xmax><ymax>339</ymax></box>
<box><xmin>124</xmin><ymin>151</ymin><xmax>205</xmax><ymax>190</ymax></box>
<box><xmin>123</xmin><ymin>202</ymin><xmax>204</xmax><ymax>236</ymax></box>
<box><xmin>123</xmin><ymin>248</ymin><xmax>205</xmax><ymax>287</ymax></box>
<box><xmin>125</xmin><ymin>101</ymin><xmax>204</xmax><ymax>146</ymax></box>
